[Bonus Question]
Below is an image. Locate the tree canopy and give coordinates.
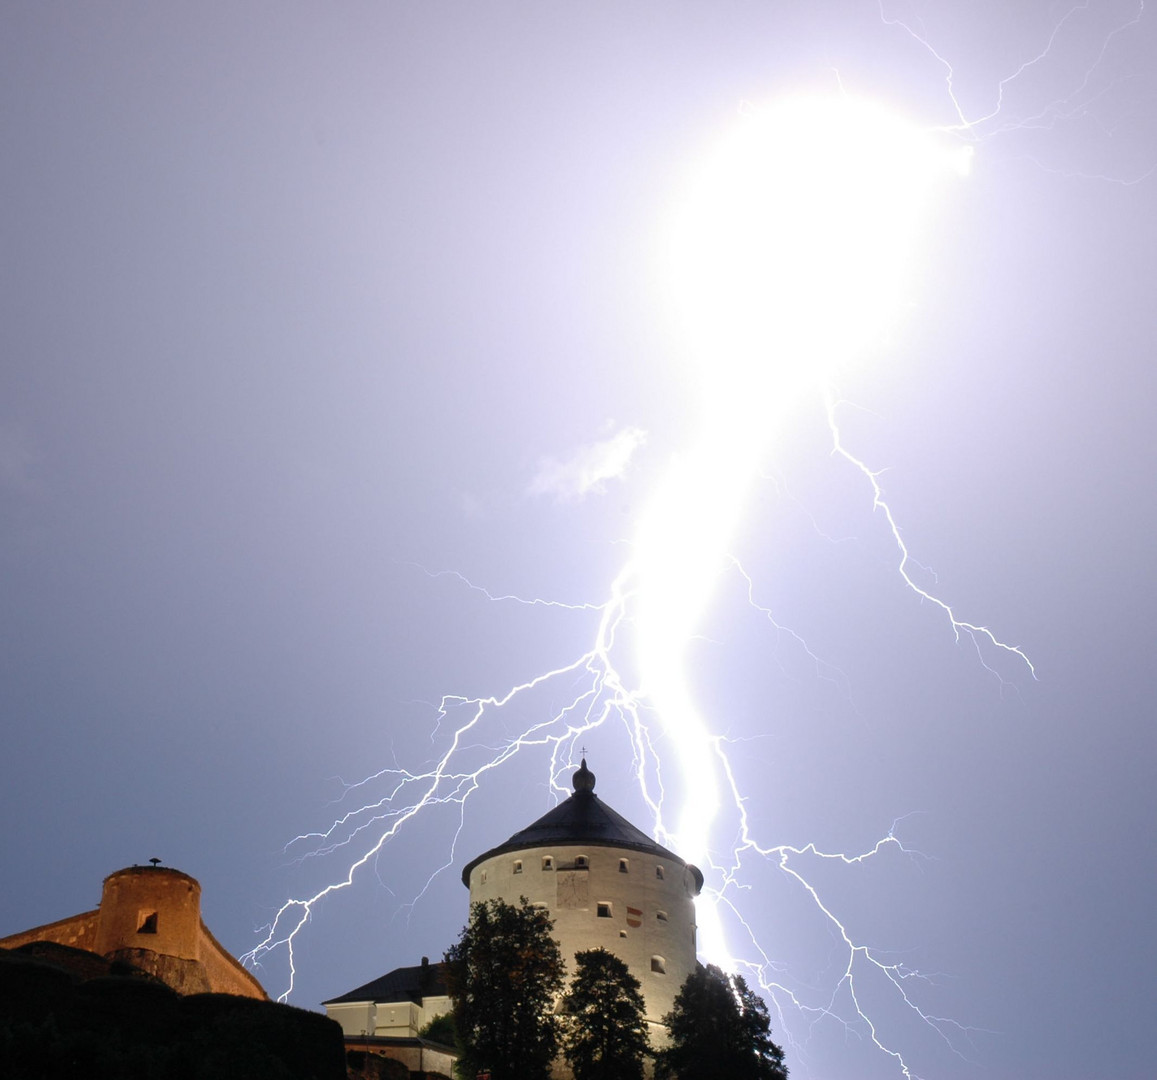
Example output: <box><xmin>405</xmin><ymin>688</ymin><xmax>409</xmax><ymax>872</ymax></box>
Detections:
<box><xmin>417</xmin><ymin>1011</ymin><xmax>456</xmax><ymax>1048</ymax></box>
<box><xmin>443</xmin><ymin>897</ymin><xmax>564</xmax><ymax>1080</ymax></box>
<box><xmin>655</xmin><ymin>964</ymin><xmax>788</xmax><ymax>1080</ymax></box>
<box><xmin>560</xmin><ymin>948</ymin><xmax>650</xmax><ymax>1080</ymax></box>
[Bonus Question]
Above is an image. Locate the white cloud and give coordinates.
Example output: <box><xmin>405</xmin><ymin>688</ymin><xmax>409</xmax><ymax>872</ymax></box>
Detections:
<box><xmin>528</xmin><ymin>426</ymin><xmax>647</xmax><ymax>502</ymax></box>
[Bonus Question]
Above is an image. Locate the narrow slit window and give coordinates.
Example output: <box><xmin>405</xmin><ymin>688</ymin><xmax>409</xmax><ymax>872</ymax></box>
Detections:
<box><xmin>655</xmin><ymin>865</ymin><xmax>665</xmax><ymax>880</ymax></box>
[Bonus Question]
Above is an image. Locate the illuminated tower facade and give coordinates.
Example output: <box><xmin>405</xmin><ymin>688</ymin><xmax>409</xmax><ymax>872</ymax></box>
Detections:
<box><xmin>461</xmin><ymin>760</ymin><xmax>703</xmax><ymax>1040</ymax></box>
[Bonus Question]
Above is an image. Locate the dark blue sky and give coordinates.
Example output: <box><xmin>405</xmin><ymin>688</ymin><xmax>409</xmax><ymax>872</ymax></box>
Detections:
<box><xmin>2</xmin><ymin>4</ymin><xmax>1154</xmax><ymax>1078</ymax></box>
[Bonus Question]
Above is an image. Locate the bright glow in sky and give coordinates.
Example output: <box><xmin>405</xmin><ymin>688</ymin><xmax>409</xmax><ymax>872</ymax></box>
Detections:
<box><xmin>666</xmin><ymin>97</ymin><xmax>964</xmax><ymax>388</ymax></box>
<box><xmin>638</xmin><ymin>97</ymin><xmax>967</xmax><ymax>964</ymax></box>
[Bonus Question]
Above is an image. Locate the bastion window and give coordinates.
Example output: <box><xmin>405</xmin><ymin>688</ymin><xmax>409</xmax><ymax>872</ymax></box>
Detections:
<box><xmin>575</xmin><ymin>855</ymin><xmax>588</xmax><ymax>868</ymax></box>
<box><xmin>597</xmin><ymin>902</ymin><xmax>613</xmax><ymax>918</ymax></box>
<box><xmin>651</xmin><ymin>956</ymin><xmax>666</xmax><ymax>974</ymax></box>
<box><xmin>619</xmin><ymin>858</ymin><xmax>629</xmax><ymax>873</ymax></box>
<box><xmin>513</xmin><ymin>860</ymin><xmax>523</xmax><ymax>874</ymax></box>
<box><xmin>138</xmin><ymin>911</ymin><xmax>158</xmax><ymax>934</ymax></box>
<box><xmin>542</xmin><ymin>856</ymin><xmax>554</xmax><ymax>871</ymax></box>
<box><xmin>655</xmin><ymin>865</ymin><xmax>665</xmax><ymax>880</ymax></box>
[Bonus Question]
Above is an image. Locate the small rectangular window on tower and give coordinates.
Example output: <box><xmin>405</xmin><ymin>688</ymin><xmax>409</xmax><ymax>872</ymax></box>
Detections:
<box><xmin>575</xmin><ymin>855</ymin><xmax>588</xmax><ymax>868</ymax></box>
<box><xmin>138</xmin><ymin>911</ymin><xmax>158</xmax><ymax>934</ymax></box>
<box><xmin>655</xmin><ymin>865</ymin><xmax>665</xmax><ymax>880</ymax></box>
<box><xmin>597</xmin><ymin>902</ymin><xmax>612</xmax><ymax>918</ymax></box>
<box><xmin>619</xmin><ymin>858</ymin><xmax>629</xmax><ymax>873</ymax></box>
<box><xmin>542</xmin><ymin>856</ymin><xmax>554</xmax><ymax>871</ymax></box>
<box><xmin>513</xmin><ymin>860</ymin><xmax>523</xmax><ymax>874</ymax></box>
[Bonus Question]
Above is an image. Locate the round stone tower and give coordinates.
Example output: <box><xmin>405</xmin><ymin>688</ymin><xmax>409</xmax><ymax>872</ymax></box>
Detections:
<box><xmin>461</xmin><ymin>760</ymin><xmax>703</xmax><ymax>1038</ymax></box>
<box><xmin>93</xmin><ymin>864</ymin><xmax>210</xmax><ymax>992</ymax></box>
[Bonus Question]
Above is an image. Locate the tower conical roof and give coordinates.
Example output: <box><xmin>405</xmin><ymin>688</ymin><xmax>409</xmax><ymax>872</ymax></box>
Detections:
<box><xmin>460</xmin><ymin>760</ymin><xmax>691</xmax><ymax>886</ymax></box>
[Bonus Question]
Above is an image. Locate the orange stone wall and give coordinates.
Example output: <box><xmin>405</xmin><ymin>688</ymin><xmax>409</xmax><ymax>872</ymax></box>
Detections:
<box><xmin>0</xmin><ymin>865</ymin><xmax>266</xmax><ymax>1000</ymax></box>
<box><xmin>0</xmin><ymin>910</ymin><xmax>100</xmax><ymax>953</ymax></box>
<box><xmin>94</xmin><ymin>866</ymin><xmax>202</xmax><ymax>961</ymax></box>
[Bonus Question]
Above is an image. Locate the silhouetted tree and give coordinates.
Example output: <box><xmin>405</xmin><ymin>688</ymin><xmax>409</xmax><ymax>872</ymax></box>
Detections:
<box><xmin>417</xmin><ymin>1011</ymin><xmax>456</xmax><ymax>1047</ymax></box>
<box><xmin>561</xmin><ymin>948</ymin><xmax>650</xmax><ymax>1080</ymax></box>
<box><xmin>654</xmin><ymin>963</ymin><xmax>787</xmax><ymax>1080</ymax></box>
<box><xmin>443</xmin><ymin>897</ymin><xmax>564</xmax><ymax>1080</ymax></box>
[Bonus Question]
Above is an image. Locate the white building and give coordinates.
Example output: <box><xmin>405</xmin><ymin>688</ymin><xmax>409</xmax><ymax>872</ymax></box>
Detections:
<box><xmin>463</xmin><ymin>759</ymin><xmax>702</xmax><ymax>1041</ymax></box>
<box><xmin>322</xmin><ymin>956</ymin><xmax>456</xmax><ymax>1076</ymax></box>
<box><xmin>324</xmin><ymin>759</ymin><xmax>702</xmax><ymax>1064</ymax></box>
<box><xmin>324</xmin><ymin>955</ymin><xmax>451</xmax><ymax>1040</ymax></box>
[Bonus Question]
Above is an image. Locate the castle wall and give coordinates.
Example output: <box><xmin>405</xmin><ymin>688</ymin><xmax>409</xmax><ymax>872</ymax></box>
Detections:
<box><xmin>468</xmin><ymin>842</ymin><xmax>698</xmax><ymax>1032</ymax></box>
<box><xmin>197</xmin><ymin>923</ymin><xmax>268</xmax><ymax>999</ymax></box>
<box><xmin>0</xmin><ymin>866</ymin><xmax>266</xmax><ymax>1001</ymax></box>
<box><xmin>344</xmin><ymin>1036</ymin><xmax>457</xmax><ymax>1078</ymax></box>
<box><xmin>0</xmin><ymin>910</ymin><xmax>100</xmax><ymax>954</ymax></box>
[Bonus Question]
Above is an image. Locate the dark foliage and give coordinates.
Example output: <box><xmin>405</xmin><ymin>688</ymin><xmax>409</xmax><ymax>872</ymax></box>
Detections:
<box><xmin>346</xmin><ymin>1050</ymin><xmax>410</xmax><ymax>1080</ymax></box>
<box><xmin>418</xmin><ymin>1011</ymin><xmax>457</xmax><ymax>1047</ymax></box>
<box><xmin>0</xmin><ymin>949</ymin><xmax>345</xmax><ymax>1080</ymax></box>
<box><xmin>561</xmin><ymin>947</ymin><xmax>650</xmax><ymax>1080</ymax></box>
<box><xmin>443</xmin><ymin>897</ymin><xmax>564</xmax><ymax>1080</ymax></box>
<box><xmin>655</xmin><ymin>963</ymin><xmax>788</xmax><ymax>1080</ymax></box>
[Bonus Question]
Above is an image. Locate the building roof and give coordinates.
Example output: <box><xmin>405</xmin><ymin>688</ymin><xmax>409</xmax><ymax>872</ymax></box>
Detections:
<box><xmin>460</xmin><ymin>760</ymin><xmax>690</xmax><ymax>886</ymax></box>
<box><xmin>323</xmin><ymin>958</ymin><xmax>448</xmax><ymax>1006</ymax></box>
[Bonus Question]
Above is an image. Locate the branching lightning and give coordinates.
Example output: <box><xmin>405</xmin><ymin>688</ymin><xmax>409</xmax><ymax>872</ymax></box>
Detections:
<box><xmin>243</xmin><ymin>9</ymin><xmax>1150</xmax><ymax>1078</ymax></box>
<box><xmin>882</xmin><ymin>0</ymin><xmax>1154</xmax><ymax>182</ymax></box>
<box><xmin>824</xmin><ymin>391</ymin><xmax>1036</xmax><ymax>690</ymax></box>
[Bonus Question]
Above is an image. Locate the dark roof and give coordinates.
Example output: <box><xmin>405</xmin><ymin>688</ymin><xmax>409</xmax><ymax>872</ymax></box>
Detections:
<box><xmin>460</xmin><ymin>760</ymin><xmax>686</xmax><ymax>886</ymax></box>
<box><xmin>323</xmin><ymin>959</ymin><xmax>449</xmax><ymax>1006</ymax></box>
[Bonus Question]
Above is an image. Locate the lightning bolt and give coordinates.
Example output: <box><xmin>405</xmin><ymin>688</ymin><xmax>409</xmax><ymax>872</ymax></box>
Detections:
<box><xmin>243</xmin><ymin>10</ymin><xmax>1149</xmax><ymax>1077</ymax></box>
<box><xmin>881</xmin><ymin>0</ymin><xmax>1155</xmax><ymax>182</ymax></box>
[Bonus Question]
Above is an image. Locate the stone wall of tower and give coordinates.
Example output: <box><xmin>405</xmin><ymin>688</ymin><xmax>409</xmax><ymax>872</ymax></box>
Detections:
<box><xmin>467</xmin><ymin>841</ymin><xmax>699</xmax><ymax>1033</ymax></box>
<box><xmin>94</xmin><ymin>866</ymin><xmax>203</xmax><ymax>961</ymax></box>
